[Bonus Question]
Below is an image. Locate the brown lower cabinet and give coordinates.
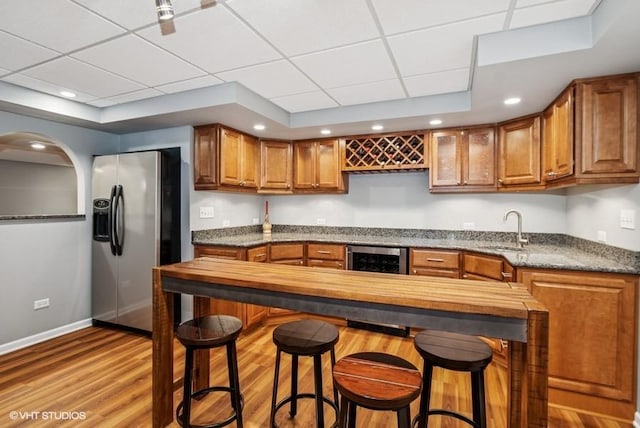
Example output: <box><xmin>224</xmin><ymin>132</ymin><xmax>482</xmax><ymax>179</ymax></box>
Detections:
<box><xmin>307</xmin><ymin>243</ymin><xmax>346</xmax><ymax>269</ymax></box>
<box><xmin>518</xmin><ymin>268</ymin><xmax>638</xmax><ymax>421</ymax></box>
<box><xmin>268</xmin><ymin>243</ymin><xmax>305</xmax><ymax>315</ymax></box>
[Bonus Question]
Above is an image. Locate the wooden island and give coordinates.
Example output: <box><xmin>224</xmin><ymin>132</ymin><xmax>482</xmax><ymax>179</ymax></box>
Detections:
<box><xmin>152</xmin><ymin>257</ymin><xmax>549</xmax><ymax>427</ymax></box>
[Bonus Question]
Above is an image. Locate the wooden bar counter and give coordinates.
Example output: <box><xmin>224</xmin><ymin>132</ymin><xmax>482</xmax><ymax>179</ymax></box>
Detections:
<box><xmin>152</xmin><ymin>257</ymin><xmax>549</xmax><ymax>427</ymax></box>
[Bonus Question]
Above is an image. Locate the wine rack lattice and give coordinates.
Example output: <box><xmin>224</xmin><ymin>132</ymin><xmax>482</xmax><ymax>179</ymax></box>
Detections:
<box><xmin>343</xmin><ymin>133</ymin><xmax>427</xmax><ymax>172</ymax></box>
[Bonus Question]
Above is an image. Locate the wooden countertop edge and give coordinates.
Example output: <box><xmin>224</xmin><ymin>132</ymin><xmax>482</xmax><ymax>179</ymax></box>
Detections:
<box><xmin>156</xmin><ymin>258</ymin><xmax>544</xmax><ymax>320</ymax></box>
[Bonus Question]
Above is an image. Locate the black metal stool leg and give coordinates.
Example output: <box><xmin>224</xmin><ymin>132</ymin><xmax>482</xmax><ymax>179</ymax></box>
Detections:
<box><xmin>290</xmin><ymin>354</ymin><xmax>299</xmax><ymax>417</ymax></box>
<box><xmin>414</xmin><ymin>361</ymin><xmax>433</xmax><ymax>428</ymax></box>
<box><xmin>397</xmin><ymin>406</ymin><xmax>411</xmax><ymax>428</ymax></box>
<box><xmin>347</xmin><ymin>400</ymin><xmax>356</xmax><ymax>428</ymax></box>
<box><xmin>228</xmin><ymin>341</ymin><xmax>243</xmax><ymax>428</ymax></box>
<box><xmin>181</xmin><ymin>347</ymin><xmax>193</xmax><ymax>427</ymax></box>
<box><xmin>471</xmin><ymin>370</ymin><xmax>487</xmax><ymax>428</ymax></box>
<box><xmin>338</xmin><ymin>395</ymin><xmax>349</xmax><ymax>428</ymax></box>
<box><xmin>270</xmin><ymin>349</ymin><xmax>282</xmax><ymax>428</ymax></box>
<box><xmin>331</xmin><ymin>347</ymin><xmax>339</xmax><ymax>409</ymax></box>
<box><xmin>313</xmin><ymin>354</ymin><xmax>325</xmax><ymax>428</ymax></box>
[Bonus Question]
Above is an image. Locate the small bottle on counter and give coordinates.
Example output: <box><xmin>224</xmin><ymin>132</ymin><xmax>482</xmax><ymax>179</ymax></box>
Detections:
<box><xmin>263</xmin><ymin>200</ymin><xmax>272</xmax><ymax>237</ymax></box>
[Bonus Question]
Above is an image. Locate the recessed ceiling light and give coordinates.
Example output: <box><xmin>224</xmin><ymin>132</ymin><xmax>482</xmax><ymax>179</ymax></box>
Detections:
<box><xmin>31</xmin><ymin>143</ymin><xmax>46</xmax><ymax>150</ymax></box>
<box><xmin>320</xmin><ymin>129</ymin><xmax>331</xmax><ymax>135</ymax></box>
<box><xmin>504</xmin><ymin>97</ymin><xmax>521</xmax><ymax>105</ymax></box>
<box><xmin>253</xmin><ymin>124</ymin><xmax>265</xmax><ymax>131</ymax></box>
<box><xmin>371</xmin><ymin>124</ymin><xmax>384</xmax><ymax>131</ymax></box>
<box><xmin>429</xmin><ymin>119</ymin><xmax>443</xmax><ymax>126</ymax></box>
<box><xmin>60</xmin><ymin>91</ymin><xmax>76</xmax><ymax>98</ymax></box>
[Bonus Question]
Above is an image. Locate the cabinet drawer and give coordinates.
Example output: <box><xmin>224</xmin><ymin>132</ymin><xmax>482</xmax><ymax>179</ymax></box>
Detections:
<box><xmin>307</xmin><ymin>243</ymin><xmax>345</xmax><ymax>261</ymax></box>
<box><xmin>270</xmin><ymin>243</ymin><xmax>304</xmax><ymax>261</ymax></box>
<box><xmin>307</xmin><ymin>259</ymin><xmax>344</xmax><ymax>269</ymax></box>
<box><xmin>411</xmin><ymin>267</ymin><xmax>460</xmax><ymax>278</ymax></box>
<box><xmin>463</xmin><ymin>253</ymin><xmax>506</xmax><ymax>281</ymax></box>
<box><xmin>410</xmin><ymin>249</ymin><xmax>460</xmax><ymax>269</ymax></box>
<box><xmin>195</xmin><ymin>245</ymin><xmax>245</xmax><ymax>260</ymax></box>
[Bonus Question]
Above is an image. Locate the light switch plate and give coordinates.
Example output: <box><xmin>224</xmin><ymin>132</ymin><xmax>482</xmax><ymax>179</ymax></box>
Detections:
<box><xmin>620</xmin><ymin>209</ymin><xmax>636</xmax><ymax>230</ymax></box>
<box><xmin>199</xmin><ymin>206</ymin><xmax>214</xmax><ymax>219</ymax></box>
<box><xmin>597</xmin><ymin>230</ymin><xmax>607</xmax><ymax>242</ymax></box>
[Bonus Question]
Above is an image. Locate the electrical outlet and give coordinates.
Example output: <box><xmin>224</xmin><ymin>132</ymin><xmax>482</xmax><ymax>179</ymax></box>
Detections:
<box><xmin>34</xmin><ymin>298</ymin><xmax>49</xmax><ymax>310</ymax></box>
<box><xmin>252</xmin><ymin>218</ymin><xmax>259</xmax><ymax>225</ymax></box>
<box><xmin>222</xmin><ymin>219</ymin><xmax>230</xmax><ymax>227</ymax></box>
<box><xmin>316</xmin><ymin>218</ymin><xmax>326</xmax><ymax>225</ymax></box>
<box><xmin>597</xmin><ymin>230</ymin><xmax>607</xmax><ymax>242</ymax></box>
<box><xmin>620</xmin><ymin>209</ymin><xmax>636</xmax><ymax>230</ymax></box>
<box><xmin>199</xmin><ymin>206</ymin><xmax>214</xmax><ymax>219</ymax></box>
<box><xmin>463</xmin><ymin>222</ymin><xmax>475</xmax><ymax>230</ymax></box>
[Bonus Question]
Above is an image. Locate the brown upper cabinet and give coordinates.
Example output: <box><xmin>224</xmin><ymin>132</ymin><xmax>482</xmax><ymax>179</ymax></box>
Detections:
<box><xmin>259</xmin><ymin>139</ymin><xmax>293</xmax><ymax>193</ymax></box>
<box><xmin>543</xmin><ymin>73</ymin><xmax>639</xmax><ymax>188</ymax></box>
<box><xmin>429</xmin><ymin>127</ymin><xmax>496</xmax><ymax>192</ymax></box>
<box><xmin>293</xmin><ymin>138</ymin><xmax>346</xmax><ymax>193</ymax></box>
<box><xmin>497</xmin><ymin>115</ymin><xmax>542</xmax><ymax>190</ymax></box>
<box><xmin>193</xmin><ymin>124</ymin><xmax>259</xmax><ymax>192</ymax></box>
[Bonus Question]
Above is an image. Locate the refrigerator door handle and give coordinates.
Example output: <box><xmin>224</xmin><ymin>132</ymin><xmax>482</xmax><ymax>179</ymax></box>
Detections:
<box><xmin>114</xmin><ymin>185</ymin><xmax>125</xmax><ymax>256</ymax></box>
<box><xmin>109</xmin><ymin>185</ymin><xmax>118</xmax><ymax>256</ymax></box>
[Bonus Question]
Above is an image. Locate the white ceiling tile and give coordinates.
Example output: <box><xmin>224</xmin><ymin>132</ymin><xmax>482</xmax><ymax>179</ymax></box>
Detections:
<box><xmin>372</xmin><ymin>0</ymin><xmax>510</xmax><ymax>34</ymax></box>
<box><xmin>0</xmin><ymin>67</ymin><xmax>9</xmax><ymax>76</ymax></box>
<box><xmin>0</xmin><ymin>32</ymin><xmax>59</xmax><ymax>71</ymax></box>
<box><xmin>216</xmin><ymin>61</ymin><xmax>319</xmax><ymax>99</ymax></box>
<box><xmin>22</xmin><ymin>57</ymin><xmax>145</xmax><ymax>98</ymax></box>
<box><xmin>225</xmin><ymin>0</ymin><xmax>379</xmax><ymax>56</ymax></box>
<box><xmin>403</xmin><ymin>68</ymin><xmax>470</xmax><ymax>97</ymax></box>
<box><xmin>270</xmin><ymin>92</ymin><xmax>338</xmax><ymax>113</ymax></box>
<box><xmin>87</xmin><ymin>98</ymin><xmax>117</xmax><ymax>108</ymax></box>
<box><xmin>511</xmin><ymin>0</ymin><xmax>598</xmax><ymax>29</ymax></box>
<box><xmin>103</xmin><ymin>88</ymin><xmax>164</xmax><ymax>104</ymax></box>
<box><xmin>328</xmin><ymin>79</ymin><xmax>405</xmax><ymax>106</ymax></box>
<box><xmin>291</xmin><ymin>40</ymin><xmax>396</xmax><ymax>89</ymax></box>
<box><xmin>136</xmin><ymin>6</ymin><xmax>282</xmax><ymax>73</ymax></box>
<box><xmin>2</xmin><ymin>73</ymin><xmax>97</xmax><ymax>102</ymax></box>
<box><xmin>0</xmin><ymin>0</ymin><xmax>125</xmax><ymax>53</ymax></box>
<box><xmin>74</xmin><ymin>0</ymin><xmax>203</xmax><ymax>30</ymax></box>
<box><xmin>156</xmin><ymin>76</ymin><xmax>224</xmax><ymax>94</ymax></box>
<box><xmin>389</xmin><ymin>13</ymin><xmax>506</xmax><ymax>76</ymax></box>
<box><xmin>72</xmin><ymin>34</ymin><xmax>206</xmax><ymax>87</ymax></box>
<box><xmin>516</xmin><ymin>0</ymin><xmax>561</xmax><ymax>7</ymax></box>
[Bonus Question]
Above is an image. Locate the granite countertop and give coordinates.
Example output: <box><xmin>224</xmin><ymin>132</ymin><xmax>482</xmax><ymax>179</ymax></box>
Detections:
<box><xmin>192</xmin><ymin>225</ymin><xmax>640</xmax><ymax>275</ymax></box>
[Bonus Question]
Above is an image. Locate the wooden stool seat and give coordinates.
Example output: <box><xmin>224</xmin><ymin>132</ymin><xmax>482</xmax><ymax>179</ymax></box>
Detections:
<box><xmin>333</xmin><ymin>352</ymin><xmax>422</xmax><ymax>428</ymax></box>
<box><xmin>176</xmin><ymin>315</ymin><xmax>244</xmax><ymax>428</ymax></box>
<box><xmin>413</xmin><ymin>330</ymin><xmax>493</xmax><ymax>428</ymax></box>
<box><xmin>270</xmin><ymin>320</ymin><xmax>339</xmax><ymax>428</ymax></box>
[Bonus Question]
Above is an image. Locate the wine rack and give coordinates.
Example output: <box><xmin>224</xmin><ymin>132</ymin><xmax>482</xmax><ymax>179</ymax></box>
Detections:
<box><xmin>342</xmin><ymin>132</ymin><xmax>427</xmax><ymax>172</ymax></box>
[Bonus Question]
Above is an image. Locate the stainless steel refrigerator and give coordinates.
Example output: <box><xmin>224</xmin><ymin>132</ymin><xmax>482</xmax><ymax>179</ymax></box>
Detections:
<box><xmin>91</xmin><ymin>148</ymin><xmax>181</xmax><ymax>332</ymax></box>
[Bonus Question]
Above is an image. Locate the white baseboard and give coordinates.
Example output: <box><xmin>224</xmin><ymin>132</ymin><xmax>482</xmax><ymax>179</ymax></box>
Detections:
<box><xmin>0</xmin><ymin>318</ymin><xmax>93</xmax><ymax>355</ymax></box>
<box><xmin>634</xmin><ymin>411</ymin><xmax>640</xmax><ymax>428</ymax></box>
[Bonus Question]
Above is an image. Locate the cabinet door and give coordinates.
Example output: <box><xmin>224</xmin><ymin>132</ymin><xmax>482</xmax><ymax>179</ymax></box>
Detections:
<box><xmin>219</xmin><ymin>127</ymin><xmax>243</xmax><ymax>186</ymax></box>
<box><xmin>241</xmin><ymin>133</ymin><xmax>259</xmax><ymax>188</ymax></box>
<box><xmin>462</xmin><ymin>252</ymin><xmax>509</xmax><ymax>281</ymax></box>
<box><xmin>498</xmin><ymin>116</ymin><xmax>541</xmax><ymax>186</ymax></box>
<box><xmin>430</xmin><ymin>131</ymin><xmax>462</xmax><ymax>187</ymax></box>
<box><xmin>316</xmin><ymin>139</ymin><xmax>340</xmax><ymax>189</ymax></box>
<box><xmin>293</xmin><ymin>141</ymin><xmax>317</xmax><ymax>189</ymax></box>
<box><xmin>465</xmin><ymin>128</ymin><xmax>496</xmax><ymax>186</ymax></box>
<box><xmin>245</xmin><ymin>246</ymin><xmax>268</xmax><ymax>325</ymax></box>
<box><xmin>519</xmin><ymin>269</ymin><xmax>637</xmax><ymax>420</ymax></box>
<box><xmin>409</xmin><ymin>248</ymin><xmax>460</xmax><ymax>277</ymax></box>
<box><xmin>577</xmin><ymin>75</ymin><xmax>638</xmax><ymax>174</ymax></box>
<box><xmin>193</xmin><ymin>126</ymin><xmax>218</xmax><ymax>189</ymax></box>
<box><xmin>543</xmin><ymin>88</ymin><xmax>574</xmax><ymax>181</ymax></box>
<box><xmin>260</xmin><ymin>140</ymin><xmax>292</xmax><ymax>192</ymax></box>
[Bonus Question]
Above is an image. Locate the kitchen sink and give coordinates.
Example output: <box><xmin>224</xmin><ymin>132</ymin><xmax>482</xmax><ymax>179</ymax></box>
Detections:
<box><xmin>479</xmin><ymin>245</ymin><xmax>526</xmax><ymax>252</ymax></box>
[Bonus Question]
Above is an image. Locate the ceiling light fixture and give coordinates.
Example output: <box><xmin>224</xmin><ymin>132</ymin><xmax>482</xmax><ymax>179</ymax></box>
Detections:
<box><xmin>60</xmin><ymin>90</ymin><xmax>76</xmax><ymax>98</ymax></box>
<box><xmin>429</xmin><ymin>119</ymin><xmax>442</xmax><ymax>126</ymax></box>
<box><xmin>320</xmin><ymin>129</ymin><xmax>331</xmax><ymax>135</ymax></box>
<box><xmin>371</xmin><ymin>124</ymin><xmax>384</xmax><ymax>131</ymax></box>
<box><xmin>156</xmin><ymin>0</ymin><xmax>175</xmax><ymax>21</ymax></box>
<box><xmin>31</xmin><ymin>143</ymin><xmax>46</xmax><ymax>150</ymax></box>
<box><xmin>504</xmin><ymin>97</ymin><xmax>521</xmax><ymax>105</ymax></box>
<box><xmin>253</xmin><ymin>124</ymin><xmax>265</xmax><ymax>131</ymax></box>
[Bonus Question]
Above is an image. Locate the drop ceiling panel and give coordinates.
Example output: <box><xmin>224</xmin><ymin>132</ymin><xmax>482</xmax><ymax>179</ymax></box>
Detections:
<box><xmin>72</xmin><ymin>34</ymin><xmax>206</xmax><ymax>87</ymax></box>
<box><xmin>226</xmin><ymin>0</ymin><xmax>379</xmax><ymax>56</ymax></box>
<box><xmin>74</xmin><ymin>0</ymin><xmax>203</xmax><ymax>30</ymax></box>
<box><xmin>291</xmin><ymin>40</ymin><xmax>397</xmax><ymax>89</ymax></box>
<box><xmin>156</xmin><ymin>75</ymin><xmax>224</xmax><ymax>94</ymax></box>
<box><xmin>2</xmin><ymin>74</ymin><xmax>97</xmax><ymax>102</ymax></box>
<box><xmin>0</xmin><ymin>32</ymin><xmax>59</xmax><ymax>72</ymax></box>
<box><xmin>388</xmin><ymin>13</ymin><xmax>506</xmax><ymax>77</ymax></box>
<box><xmin>511</xmin><ymin>0</ymin><xmax>600</xmax><ymax>29</ymax></box>
<box><xmin>271</xmin><ymin>91</ymin><xmax>338</xmax><ymax>113</ymax></box>
<box><xmin>22</xmin><ymin>57</ymin><xmax>145</xmax><ymax>98</ymax></box>
<box><xmin>328</xmin><ymin>79</ymin><xmax>405</xmax><ymax>106</ymax></box>
<box><xmin>103</xmin><ymin>88</ymin><xmax>165</xmax><ymax>104</ymax></box>
<box><xmin>404</xmin><ymin>68</ymin><xmax>470</xmax><ymax>97</ymax></box>
<box><xmin>136</xmin><ymin>6</ymin><xmax>282</xmax><ymax>73</ymax></box>
<box><xmin>371</xmin><ymin>0</ymin><xmax>510</xmax><ymax>35</ymax></box>
<box><xmin>216</xmin><ymin>60</ymin><xmax>319</xmax><ymax>99</ymax></box>
<box><xmin>0</xmin><ymin>0</ymin><xmax>125</xmax><ymax>53</ymax></box>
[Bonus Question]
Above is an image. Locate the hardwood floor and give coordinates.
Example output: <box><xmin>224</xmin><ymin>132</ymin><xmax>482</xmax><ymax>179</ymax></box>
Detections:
<box><xmin>0</xmin><ymin>321</ymin><xmax>632</xmax><ymax>427</ymax></box>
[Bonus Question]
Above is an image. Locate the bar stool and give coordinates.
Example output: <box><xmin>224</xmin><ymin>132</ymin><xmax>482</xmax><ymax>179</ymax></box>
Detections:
<box><xmin>270</xmin><ymin>319</ymin><xmax>340</xmax><ymax>428</ymax></box>
<box><xmin>175</xmin><ymin>315</ymin><xmax>244</xmax><ymax>428</ymax></box>
<box><xmin>332</xmin><ymin>352</ymin><xmax>422</xmax><ymax>428</ymax></box>
<box><xmin>413</xmin><ymin>329</ymin><xmax>493</xmax><ymax>428</ymax></box>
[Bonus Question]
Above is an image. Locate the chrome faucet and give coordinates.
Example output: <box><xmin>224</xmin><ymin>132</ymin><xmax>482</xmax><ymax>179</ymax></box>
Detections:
<box><xmin>504</xmin><ymin>209</ymin><xmax>529</xmax><ymax>248</ymax></box>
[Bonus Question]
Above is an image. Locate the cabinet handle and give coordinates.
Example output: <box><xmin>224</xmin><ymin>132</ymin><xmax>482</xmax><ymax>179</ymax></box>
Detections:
<box><xmin>426</xmin><ymin>258</ymin><xmax>444</xmax><ymax>262</ymax></box>
<box><xmin>316</xmin><ymin>250</ymin><xmax>332</xmax><ymax>254</ymax></box>
<box><xmin>254</xmin><ymin>253</ymin><xmax>266</xmax><ymax>258</ymax></box>
<box><xmin>240</xmin><ymin>181</ymin><xmax>245</xmax><ymax>186</ymax></box>
<box><xmin>413</xmin><ymin>269</ymin><xmax>417</xmax><ymax>274</ymax></box>
<box><xmin>463</xmin><ymin>180</ymin><xmax>468</xmax><ymax>185</ymax></box>
<box><xmin>546</xmin><ymin>171</ymin><xmax>557</xmax><ymax>177</ymax></box>
<box><xmin>498</xmin><ymin>179</ymin><xmax>503</xmax><ymax>184</ymax></box>
<box><xmin>501</xmin><ymin>272</ymin><xmax>512</xmax><ymax>279</ymax></box>
<box><xmin>462</xmin><ymin>274</ymin><xmax>468</xmax><ymax>279</ymax></box>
